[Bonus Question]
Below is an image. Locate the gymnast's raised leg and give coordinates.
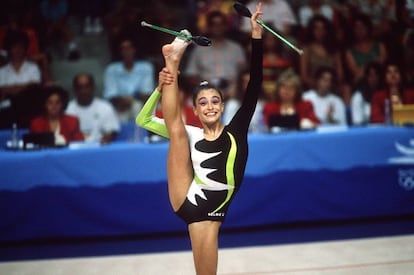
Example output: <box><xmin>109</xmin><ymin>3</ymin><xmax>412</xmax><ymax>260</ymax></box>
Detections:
<box><xmin>161</xmin><ymin>34</ymin><xmax>220</xmax><ymax>275</ymax></box>
<box><xmin>161</xmin><ymin>34</ymin><xmax>193</xmax><ymax>212</ymax></box>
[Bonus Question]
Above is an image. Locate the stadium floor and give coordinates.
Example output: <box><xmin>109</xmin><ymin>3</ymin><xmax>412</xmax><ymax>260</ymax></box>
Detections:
<box><xmin>1</xmin><ymin>216</ymin><xmax>414</xmax><ymax>274</ymax></box>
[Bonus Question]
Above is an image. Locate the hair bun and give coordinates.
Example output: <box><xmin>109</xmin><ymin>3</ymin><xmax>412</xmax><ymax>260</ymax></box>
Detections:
<box><xmin>199</xmin><ymin>80</ymin><xmax>209</xmax><ymax>86</ymax></box>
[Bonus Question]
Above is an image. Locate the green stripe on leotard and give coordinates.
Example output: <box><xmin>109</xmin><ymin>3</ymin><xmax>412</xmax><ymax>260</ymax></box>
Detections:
<box><xmin>212</xmin><ymin>132</ymin><xmax>237</xmax><ymax>213</ymax></box>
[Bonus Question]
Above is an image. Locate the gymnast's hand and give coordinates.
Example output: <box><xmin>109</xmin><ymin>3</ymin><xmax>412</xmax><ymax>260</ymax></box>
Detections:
<box><xmin>157</xmin><ymin>67</ymin><xmax>176</xmax><ymax>92</ymax></box>
<box><xmin>250</xmin><ymin>2</ymin><xmax>263</xmax><ymax>39</ymax></box>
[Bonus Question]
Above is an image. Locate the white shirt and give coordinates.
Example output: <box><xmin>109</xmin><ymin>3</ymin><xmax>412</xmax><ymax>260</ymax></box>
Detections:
<box><xmin>303</xmin><ymin>89</ymin><xmax>347</xmax><ymax>125</ymax></box>
<box><xmin>240</xmin><ymin>0</ymin><xmax>297</xmax><ymax>33</ymax></box>
<box><xmin>0</xmin><ymin>61</ymin><xmax>41</xmax><ymax>86</ymax></box>
<box><xmin>66</xmin><ymin>98</ymin><xmax>120</xmax><ymax>142</ymax></box>
<box><xmin>351</xmin><ymin>90</ymin><xmax>371</xmax><ymax>125</ymax></box>
<box><xmin>103</xmin><ymin>61</ymin><xmax>155</xmax><ymax>99</ymax></box>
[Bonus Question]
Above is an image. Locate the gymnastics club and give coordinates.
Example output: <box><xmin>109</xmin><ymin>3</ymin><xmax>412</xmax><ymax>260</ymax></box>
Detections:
<box><xmin>141</xmin><ymin>21</ymin><xmax>212</xmax><ymax>47</ymax></box>
<box><xmin>233</xmin><ymin>2</ymin><xmax>303</xmax><ymax>55</ymax></box>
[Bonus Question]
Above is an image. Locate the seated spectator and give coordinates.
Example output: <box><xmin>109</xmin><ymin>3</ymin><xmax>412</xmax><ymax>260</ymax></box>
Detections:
<box><xmin>238</xmin><ymin>69</ymin><xmax>267</xmax><ymax>133</ymax></box>
<box><xmin>402</xmin><ymin>28</ymin><xmax>414</xmax><ymax>86</ymax></box>
<box><xmin>298</xmin><ymin>0</ymin><xmax>334</xmax><ymax>28</ymax></box>
<box><xmin>0</xmin><ymin>30</ymin><xmax>42</xmax><ymax>129</ymax></box>
<box><xmin>30</xmin><ymin>85</ymin><xmax>84</xmax><ymax>145</ymax></box>
<box><xmin>0</xmin><ymin>11</ymin><xmax>52</xmax><ymax>83</ymax></box>
<box><xmin>351</xmin><ymin>0</ymin><xmax>396</xmax><ymax>35</ymax></box>
<box><xmin>39</xmin><ymin>0</ymin><xmax>80</xmax><ymax>60</ymax></box>
<box><xmin>299</xmin><ymin>15</ymin><xmax>343</xmax><ymax>90</ymax></box>
<box><xmin>261</xmin><ymin>24</ymin><xmax>293</xmax><ymax>100</ymax></box>
<box><xmin>103</xmin><ymin>35</ymin><xmax>155</xmax><ymax>122</ymax></box>
<box><xmin>184</xmin><ymin>10</ymin><xmax>247</xmax><ymax>124</ymax></box>
<box><xmin>263</xmin><ymin>69</ymin><xmax>319</xmax><ymax>131</ymax></box>
<box><xmin>303</xmin><ymin>66</ymin><xmax>347</xmax><ymax>125</ymax></box>
<box><xmin>67</xmin><ymin>73</ymin><xmax>120</xmax><ymax>143</ymax></box>
<box><xmin>351</xmin><ymin>61</ymin><xmax>383</xmax><ymax>125</ymax></box>
<box><xmin>195</xmin><ymin>0</ymin><xmax>241</xmax><ymax>40</ymax></box>
<box><xmin>196</xmin><ymin>0</ymin><xmax>239</xmax><ymax>34</ymax></box>
<box><xmin>370</xmin><ymin>61</ymin><xmax>414</xmax><ymax>123</ymax></box>
<box><xmin>344</xmin><ymin>13</ymin><xmax>387</xmax><ymax>84</ymax></box>
<box><xmin>330</xmin><ymin>2</ymin><xmax>358</xmax><ymax>55</ymax></box>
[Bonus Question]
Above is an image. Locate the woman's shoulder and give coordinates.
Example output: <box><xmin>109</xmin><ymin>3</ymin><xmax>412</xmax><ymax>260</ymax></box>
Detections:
<box><xmin>61</xmin><ymin>114</ymin><xmax>80</xmax><ymax>124</ymax></box>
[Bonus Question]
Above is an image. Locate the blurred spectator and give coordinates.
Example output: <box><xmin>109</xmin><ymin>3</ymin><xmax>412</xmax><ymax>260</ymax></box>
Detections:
<box><xmin>261</xmin><ymin>24</ymin><xmax>293</xmax><ymax>101</ymax></box>
<box><xmin>349</xmin><ymin>0</ymin><xmax>396</xmax><ymax>35</ymax></box>
<box><xmin>184</xmin><ymin>10</ymin><xmax>246</xmax><ymax>124</ymax></box>
<box><xmin>104</xmin><ymin>1</ymin><xmax>178</xmax><ymax>64</ymax></box>
<box><xmin>237</xmin><ymin>68</ymin><xmax>267</xmax><ymax>133</ymax></box>
<box><xmin>370</xmin><ymin>61</ymin><xmax>414</xmax><ymax>123</ymax></box>
<box><xmin>239</xmin><ymin>0</ymin><xmax>297</xmax><ymax>37</ymax></box>
<box><xmin>0</xmin><ymin>11</ymin><xmax>52</xmax><ymax>83</ymax></box>
<box><xmin>297</xmin><ymin>0</ymin><xmax>334</xmax><ymax>28</ymax></box>
<box><xmin>30</xmin><ymin>85</ymin><xmax>84</xmax><ymax>145</ymax></box>
<box><xmin>103</xmin><ymin>35</ymin><xmax>155</xmax><ymax>122</ymax></box>
<box><xmin>39</xmin><ymin>0</ymin><xmax>80</xmax><ymax>60</ymax></box>
<box><xmin>263</xmin><ymin>69</ymin><xmax>319</xmax><ymax>131</ymax></box>
<box><xmin>351</xmin><ymin>61</ymin><xmax>383</xmax><ymax>125</ymax></box>
<box><xmin>67</xmin><ymin>73</ymin><xmax>120</xmax><ymax>144</ymax></box>
<box><xmin>303</xmin><ymin>66</ymin><xmax>347</xmax><ymax>125</ymax></box>
<box><xmin>299</xmin><ymin>15</ymin><xmax>343</xmax><ymax>90</ymax></box>
<box><xmin>105</xmin><ymin>2</ymin><xmax>155</xmax><ymax>61</ymax></box>
<box><xmin>0</xmin><ymin>30</ymin><xmax>42</xmax><ymax>129</ymax></box>
<box><xmin>344</xmin><ymin>13</ymin><xmax>387</xmax><ymax>84</ymax></box>
<box><xmin>330</xmin><ymin>2</ymin><xmax>358</xmax><ymax>53</ymax></box>
<box><xmin>403</xmin><ymin>29</ymin><xmax>414</xmax><ymax>85</ymax></box>
<box><xmin>195</xmin><ymin>0</ymin><xmax>241</xmax><ymax>40</ymax></box>
<box><xmin>78</xmin><ymin>0</ymin><xmax>110</xmax><ymax>35</ymax></box>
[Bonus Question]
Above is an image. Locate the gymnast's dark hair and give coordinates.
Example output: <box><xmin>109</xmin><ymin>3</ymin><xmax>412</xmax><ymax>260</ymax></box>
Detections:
<box><xmin>192</xmin><ymin>81</ymin><xmax>224</xmax><ymax>106</ymax></box>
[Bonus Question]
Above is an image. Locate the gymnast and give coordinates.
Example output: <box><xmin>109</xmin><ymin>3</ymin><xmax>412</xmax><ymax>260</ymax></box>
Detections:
<box><xmin>136</xmin><ymin>3</ymin><xmax>263</xmax><ymax>274</ymax></box>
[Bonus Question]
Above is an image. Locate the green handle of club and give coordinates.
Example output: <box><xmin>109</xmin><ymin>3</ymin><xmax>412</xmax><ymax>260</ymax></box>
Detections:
<box><xmin>257</xmin><ymin>19</ymin><xmax>303</xmax><ymax>55</ymax></box>
<box><xmin>141</xmin><ymin>21</ymin><xmax>191</xmax><ymax>40</ymax></box>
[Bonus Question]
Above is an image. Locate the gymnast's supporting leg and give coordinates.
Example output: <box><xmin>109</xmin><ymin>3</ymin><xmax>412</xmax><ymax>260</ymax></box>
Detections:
<box><xmin>189</xmin><ymin>221</ymin><xmax>221</xmax><ymax>275</ymax></box>
<box><xmin>161</xmin><ymin>35</ymin><xmax>193</xmax><ymax>212</ymax></box>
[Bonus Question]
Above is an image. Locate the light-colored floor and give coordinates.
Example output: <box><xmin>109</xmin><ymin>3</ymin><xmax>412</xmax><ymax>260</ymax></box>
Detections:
<box><xmin>1</xmin><ymin>234</ymin><xmax>413</xmax><ymax>275</ymax></box>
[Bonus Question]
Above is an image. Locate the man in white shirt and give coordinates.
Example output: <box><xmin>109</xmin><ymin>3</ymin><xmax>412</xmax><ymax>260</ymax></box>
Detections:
<box><xmin>67</xmin><ymin>73</ymin><xmax>120</xmax><ymax>143</ymax></box>
<box><xmin>0</xmin><ymin>30</ymin><xmax>41</xmax><ymax>128</ymax></box>
<box><xmin>302</xmin><ymin>67</ymin><xmax>347</xmax><ymax>125</ymax></box>
<box><xmin>103</xmin><ymin>36</ymin><xmax>155</xmax><ymax>122</ymax></box>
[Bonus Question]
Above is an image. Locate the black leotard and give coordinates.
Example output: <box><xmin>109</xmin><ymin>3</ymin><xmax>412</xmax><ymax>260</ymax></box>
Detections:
<box><xmin>136</xmin><ymin>38</ymin><xmax>263</xmax><ymax>224</ymax></box>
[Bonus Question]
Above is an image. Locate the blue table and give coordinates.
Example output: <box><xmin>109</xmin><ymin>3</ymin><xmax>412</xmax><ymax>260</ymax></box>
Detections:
<box><xmin>1</xmin><ymin>126</ymin><xmax>413</xmax><ymax>242</ymax></box>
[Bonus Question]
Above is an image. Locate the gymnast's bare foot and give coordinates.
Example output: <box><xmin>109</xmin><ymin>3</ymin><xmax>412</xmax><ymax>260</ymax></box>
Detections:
<box><xmin>162</xmin><ymin>29</ymin><xmax>191</xmax><ymax>65</ymax></box>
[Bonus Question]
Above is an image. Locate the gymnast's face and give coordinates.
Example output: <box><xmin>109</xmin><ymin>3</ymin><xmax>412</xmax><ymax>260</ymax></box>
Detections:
<box><xmin>194</xmin><ymin>88</ymin><xmax>224</xmax><ymax>125</ymax></box>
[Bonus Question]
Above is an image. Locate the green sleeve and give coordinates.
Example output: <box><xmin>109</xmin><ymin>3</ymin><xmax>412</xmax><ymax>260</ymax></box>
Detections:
<box><xmin>135</xmin><ymin>88</ymin><xmax>169</xmax><ymax>138</ymax></box>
